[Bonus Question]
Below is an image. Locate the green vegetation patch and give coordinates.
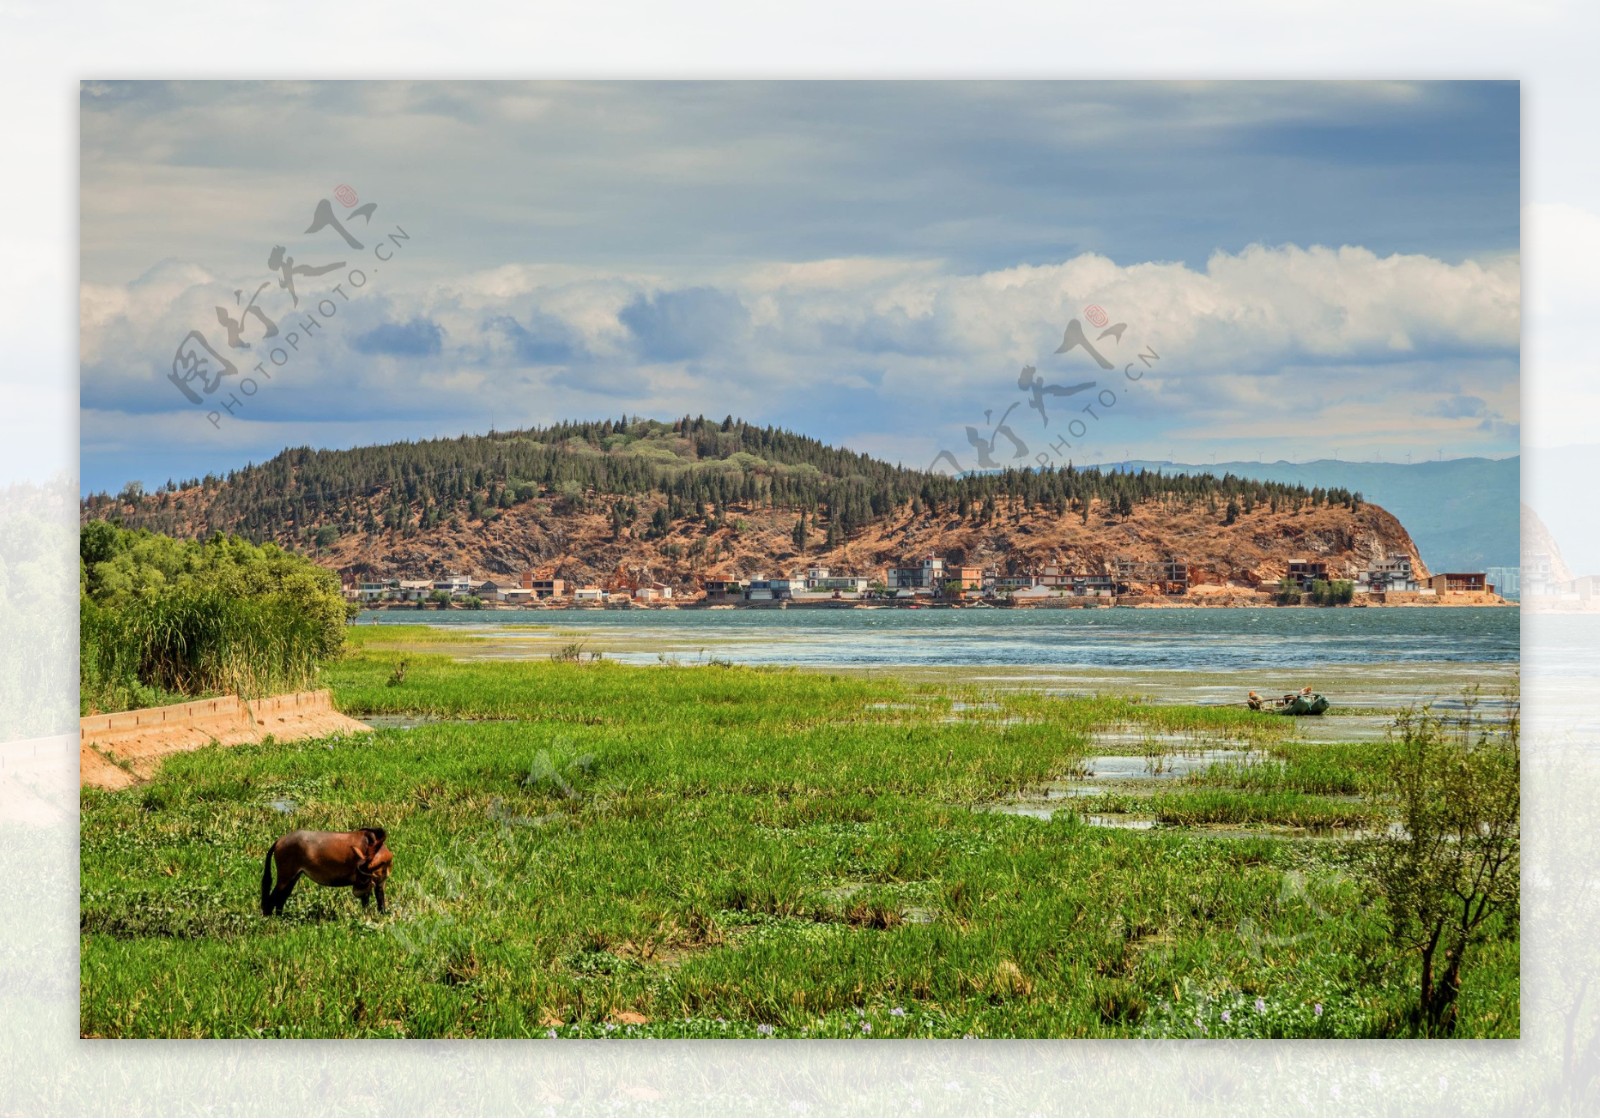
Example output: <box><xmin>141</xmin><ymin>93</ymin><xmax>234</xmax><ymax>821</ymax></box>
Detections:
<box><xmin>79</xmin><ymin>521</ymin><xmax>353</xmax><ymax>714</ymax></box>
<box><xmin>79</xmin><ymin>651</ymin><xmax>1517</xmax><ymax>1038</ymax></box>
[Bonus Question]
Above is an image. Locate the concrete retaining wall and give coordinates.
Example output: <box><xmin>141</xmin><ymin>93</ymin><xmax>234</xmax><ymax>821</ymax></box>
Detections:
<box><xmin>80</xmin><ymin>689</ymin><xmax>370</xmax><ymax>790</ymax></box>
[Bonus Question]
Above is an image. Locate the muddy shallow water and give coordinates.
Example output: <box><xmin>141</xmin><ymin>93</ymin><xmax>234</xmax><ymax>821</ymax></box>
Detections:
<box><xmin>974</xmin><ymin>744</ymin><xmax>1409</xmax><ymax>839</ymax></box>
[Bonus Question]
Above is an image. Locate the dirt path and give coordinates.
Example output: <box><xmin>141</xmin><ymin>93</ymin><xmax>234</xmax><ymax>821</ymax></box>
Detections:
<box><xmin>79</xmin><ymin>690</ymin><xmax>370</xmax><ymax>790</ymax></box>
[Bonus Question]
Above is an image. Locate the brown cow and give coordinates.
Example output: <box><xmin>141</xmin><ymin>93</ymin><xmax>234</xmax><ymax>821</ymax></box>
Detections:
<box><xmin>261</xmin><ymin>827</ymin><xmax>392</xmax><ymax>915</ymax></box>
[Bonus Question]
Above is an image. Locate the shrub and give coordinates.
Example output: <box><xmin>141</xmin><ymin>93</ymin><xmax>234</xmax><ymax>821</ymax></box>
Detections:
<box><xmin>1360</xmin><ymin>694</ymin><xmax>1520</xmax><ymax>1035</ymax></box>
<box><xmin>79</xmin><ymin>521</ymin><xmax>352</xmax><ymax>713</ymax></box>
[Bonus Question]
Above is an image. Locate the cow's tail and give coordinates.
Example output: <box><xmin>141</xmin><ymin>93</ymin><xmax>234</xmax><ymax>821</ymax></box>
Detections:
<box><xmin>260</xmin><ymin>841</ymin><xmax>276</xmax><ymax>916</ymax></box>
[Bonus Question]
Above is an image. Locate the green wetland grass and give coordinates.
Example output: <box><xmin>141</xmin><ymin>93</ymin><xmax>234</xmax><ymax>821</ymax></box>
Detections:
<box><xmin>78</xmin><ymin>629</ymin><xmax>1518</xmax><ymax>1038</ymax></box>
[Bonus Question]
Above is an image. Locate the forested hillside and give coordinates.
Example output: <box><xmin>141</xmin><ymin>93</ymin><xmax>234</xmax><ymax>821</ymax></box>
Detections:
<box><xmin>83</xmin><ymin>416</ymin><xmax>1367</xmax><ymax>558</ymax></box>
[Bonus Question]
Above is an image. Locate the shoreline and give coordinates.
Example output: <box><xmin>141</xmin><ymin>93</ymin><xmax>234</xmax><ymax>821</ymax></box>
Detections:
<box><xmin>359</xmin><ymin>595</ymin><xmax>1517</xmax><ymax>613</ymax></box>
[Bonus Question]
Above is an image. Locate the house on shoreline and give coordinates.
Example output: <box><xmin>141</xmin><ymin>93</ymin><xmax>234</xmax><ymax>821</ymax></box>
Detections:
<box><xmin>341</xmin><ymin>543</ymin><xmax>1503</xmax><ymax>611</ymax></box>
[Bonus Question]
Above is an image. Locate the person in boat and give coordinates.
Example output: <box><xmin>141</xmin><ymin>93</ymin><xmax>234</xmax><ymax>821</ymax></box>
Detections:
<box><xmin>1247</xmin><ymin>690</ymin><xmax>1263</xmax><ymax>711</ymax></box>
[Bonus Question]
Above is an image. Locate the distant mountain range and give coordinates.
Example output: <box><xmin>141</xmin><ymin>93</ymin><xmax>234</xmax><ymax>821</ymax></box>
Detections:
<box><xmin>1092</xmin><ymin>457</ymin><xmax>1519</xmax><ymax>573</ymax></box>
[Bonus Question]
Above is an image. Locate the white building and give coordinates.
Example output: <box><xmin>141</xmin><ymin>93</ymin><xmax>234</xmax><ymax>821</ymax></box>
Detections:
<box><xmin>810</xmin><ymin>575</ymin><xmax>869</xmax><ymax>594</ymax></box>
<box><xmin>433</xmin><ymin>573</ymin><xmax>475</xmax><ymax>597</ymax></box>
<box><xmin>746</xmin><ymin>577</ymin><xmax>798</xmax><ymax>601</ymax></box>
<box><xmin>1357</xmin><ymin>555</ymin><xmax>1419</xmax><ymax>593</ymax></box>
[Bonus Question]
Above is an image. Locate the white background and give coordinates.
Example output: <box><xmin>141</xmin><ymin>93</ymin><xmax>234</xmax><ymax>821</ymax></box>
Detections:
<box><xmin>3</xmin><ymin>2</ymin><xmax>1596</xmax><ymax>1114</ymax></box>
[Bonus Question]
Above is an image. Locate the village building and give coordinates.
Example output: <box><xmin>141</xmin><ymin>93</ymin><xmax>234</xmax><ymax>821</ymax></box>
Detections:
<box><xmin>634</xmin><ymin>582</ymin><xmax>673</xmax><ymax>603</ymax></box>
<box><xmin>887</xmin><ymin>555</ymin><xmax>945</xmax><ymax>589</ymax></box>
<box><xmin>949</xmin><ymin>565</ymin><xmax>984</xmax><ymax>592</ymax></box>
<box><xmin>1036</xmin><ymin>565</ymin><xmax>1070</xmax><ymax>588</ymax></box>
<box><xmin>701</xmin><ymin>578</ymin><xmax>745</xmax><ymax>601</ymax></box>
<box><xmin>572</xmin><ymin>586</ymin><xmax>605</xmax><ymax>603</ymax></box>
<box><xmin>1357</xmin><ymin>554</ymin><xmax>1419</xmax><ymax>593</ymax></box>
<box><xmin>810</xmin><ymin>575</ymin><xmax>870</xmax><ymax>594</ymax></box>
<box><xmin>1286</xmin><ymin>560</ymin><xmax>1332</xmax><ymax>592</ymax></box>
<box><xmin>745</xmin><ymin>578</ymin><xmax>780</xmax><ymax>601</ymax></box>
<box><xmin>1431</xmin><ymin>572</ymin><xmax>1492</xmax><ymax>594</ymax></box>
<box><xmin>886</xmin><ymin>566</ymin><xmax>921</xmax><ymax>589</ymax></box>
<box><xmin>992</xmin><ymin>573</ymin><xmax>1038</xmax><ymax>593</ymax></box>
<box><xmin>433</xmin><ymin>573</ymin><xmax>475</xmax><ymax>597</ymax></box>
<box><xmin>1071</xmin><ymin>574</ymin><xmax>1117</xmax><ymax>596</ymax></box>
<box><xmin>514</xmin><ymin>571</ymin><xmax>566</xmax><ymax>599</ymax></box>
<box><xmin>746</xmin><ymin>577</ymin><xmax>799</xmax><ymax>601</ymax></box>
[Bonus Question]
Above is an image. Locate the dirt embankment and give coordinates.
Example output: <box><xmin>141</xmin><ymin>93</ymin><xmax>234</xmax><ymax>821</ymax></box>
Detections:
<box><xmin>80</xmin><ymin>690</ymin><xmax>370</xmax><ymax>790</ymax></box>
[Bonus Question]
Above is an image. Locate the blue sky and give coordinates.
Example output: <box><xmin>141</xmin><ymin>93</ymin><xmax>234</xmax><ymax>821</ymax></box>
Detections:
<box><xmin>79</xmin><ymin>80</ymin><xmax>1520</xmax><ymax>494</ymax></box>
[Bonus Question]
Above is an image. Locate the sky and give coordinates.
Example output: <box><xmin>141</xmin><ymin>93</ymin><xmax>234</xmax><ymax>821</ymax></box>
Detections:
<box><xmin>78</xmin><ymin>80</ymin><xmax>1521</xmax><ymax>495</ymax></box>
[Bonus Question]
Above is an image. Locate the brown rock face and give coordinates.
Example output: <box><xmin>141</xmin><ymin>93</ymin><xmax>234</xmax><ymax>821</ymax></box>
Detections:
<box><xmin>276</xmin><ymin>492</ymin><xmax>1422</xmax><ymax>594</ymax></box>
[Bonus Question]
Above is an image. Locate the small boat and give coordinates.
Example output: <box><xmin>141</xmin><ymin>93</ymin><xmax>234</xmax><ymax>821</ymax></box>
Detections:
<box><xmin>1278</xmin><ymin>693</ymin><xmax>1330</xmax><ymax>716</ymax></box>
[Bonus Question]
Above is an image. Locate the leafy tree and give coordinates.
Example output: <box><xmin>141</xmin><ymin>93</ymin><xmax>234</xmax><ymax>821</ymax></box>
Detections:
<box><xmin>1362</xmin><ymin>696</ymin><xmax>1520</xmax><ymax>1036</ymax></box>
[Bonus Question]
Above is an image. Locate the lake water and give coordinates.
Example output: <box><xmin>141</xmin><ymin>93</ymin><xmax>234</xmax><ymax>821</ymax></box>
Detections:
<box><xmin>359</xmin><ymin>605</ymin><xmax>1517</xmax><ymax>672</ymax></box>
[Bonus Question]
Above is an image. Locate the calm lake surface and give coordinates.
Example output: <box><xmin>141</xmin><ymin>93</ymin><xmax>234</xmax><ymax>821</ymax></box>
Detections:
<box><xmin>361</xmin><ymin>605</ymin><xmax>1518</xmax><ymax>672</ymax></box>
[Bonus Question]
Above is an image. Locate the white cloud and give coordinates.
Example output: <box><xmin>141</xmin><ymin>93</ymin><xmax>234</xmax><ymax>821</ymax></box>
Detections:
<box><xmin>80</xmin><ymin>241</ymin><xmax>1519</xmax><ymax>464</ymax></box>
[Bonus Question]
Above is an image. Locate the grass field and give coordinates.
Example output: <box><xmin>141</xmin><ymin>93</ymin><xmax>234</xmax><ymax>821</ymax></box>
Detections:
<box><xmin>78</xmin><ymin>626</ymin><xmax>1519</xmax><ymax>1038</ymax></box>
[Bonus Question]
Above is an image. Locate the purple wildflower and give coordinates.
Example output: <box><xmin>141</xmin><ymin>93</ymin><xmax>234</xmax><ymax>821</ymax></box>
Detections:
<box><xmin>1221</xmin><ymin>1010</ymin><xmax>1231</xmax><ymax>1023</ymax></box>
<box><xmin>890</xmin><ymin>1007</ymin><xmax>907</xmax><ymax>1017</ymax></box>
<box><xmin>862</xmin><ymin>1022</ymin><xmax>872</xmax><ymax>1034</ymax></box>
<box><xmin>1255</xmin><ymin>997</ymin><xmax>1267</xmax><ymax>1014</ymax></box>
<box><xmin>1314</xmin><ymin>1003</ymin><xmax>1323</xmax><ymax>1017</ymax></box>
<box><xmin>757</xmin><ymin>1024</ymin><xmax>775</xmax><ymax>1037</ymax></box>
